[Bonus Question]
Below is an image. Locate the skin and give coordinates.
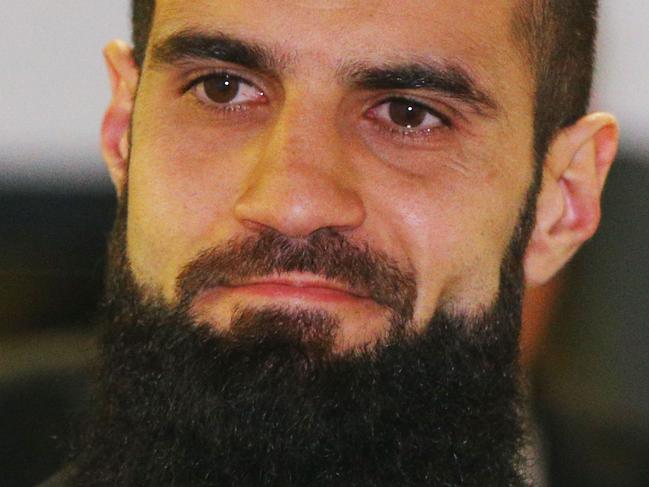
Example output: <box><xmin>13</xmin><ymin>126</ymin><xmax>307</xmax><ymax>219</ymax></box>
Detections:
<box><xmin>102</xmin><ymin>0</ymin><xmax>618</xmax><ymax>352</ymax></box>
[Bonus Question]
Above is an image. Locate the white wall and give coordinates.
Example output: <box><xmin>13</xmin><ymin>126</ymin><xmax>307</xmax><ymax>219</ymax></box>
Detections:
<box><xmin>0</xmin><ymin>0</ymin><xmax>130</xmax><ymax>188</ymax></box>
<box><xmin>0</xmin><ymin>0</ymin><xmax>647</xmax><ymax>188</ymax></box>
<box><xmin>592</xmin><ymin>0</ymin><xmax>649</xmax><ymax>155</ymax></box>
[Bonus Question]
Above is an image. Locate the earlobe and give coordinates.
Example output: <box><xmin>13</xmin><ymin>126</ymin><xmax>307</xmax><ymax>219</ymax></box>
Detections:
<box><xmin>524</xmin><ymin>113</ymin><xmax>619</xmax><ymax>287</ymax></box>
<box><xmin>101</xmin><ymin>40</ymin><xmax>139</xmax><ymax>198</ymax></box>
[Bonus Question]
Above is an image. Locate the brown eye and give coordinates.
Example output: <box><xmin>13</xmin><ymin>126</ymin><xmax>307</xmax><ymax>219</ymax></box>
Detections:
<box><xmin>367</xmin><ymin>97</ymin><xmax>446</xmax><ymax>134</ymax></box>
<box><xmin>388</xmin><ymin>100</ymin><xmax>429</xmax><ymax>128</ymax></box>
<box><xmin>191</xmin><ymin>73</ymin><xmax>266</xmax><ymax>109</ymax></box>
<box><xmin>202</xmin><ymin>74</ymin><xmax>240</xmax><ymax>104</ymax></box>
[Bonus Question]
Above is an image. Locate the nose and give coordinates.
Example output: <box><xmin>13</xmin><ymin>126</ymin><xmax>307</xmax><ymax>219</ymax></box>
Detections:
<box><xmin>234</xmin><ymin>106</ymin><xmax>366</xmax><ymax>238</ymax></box>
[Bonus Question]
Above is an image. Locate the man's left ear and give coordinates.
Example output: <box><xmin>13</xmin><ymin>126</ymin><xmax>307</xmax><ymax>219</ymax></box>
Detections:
<box><xmin>524</xmin><ymin>112</ymin><xmax>619</xmax><ymax>287</ymax></box>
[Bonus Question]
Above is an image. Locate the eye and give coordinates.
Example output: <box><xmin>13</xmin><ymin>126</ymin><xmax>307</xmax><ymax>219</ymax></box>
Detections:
<box><xmin>191</xmin><ymin>73</ymin><xmax>265</xmax><ymax>108</ymax></box>
<box><xmin>367</xmin><ymin>98</ymin><xmax>448</xmax><ymax>132</ymax></box>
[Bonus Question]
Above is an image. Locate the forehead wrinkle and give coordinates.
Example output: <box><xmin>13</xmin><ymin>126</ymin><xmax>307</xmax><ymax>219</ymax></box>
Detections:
<box><xmin>151</xmin><ymin>2</ymin><xmax>296</xmax><ymax>66</ymax></box>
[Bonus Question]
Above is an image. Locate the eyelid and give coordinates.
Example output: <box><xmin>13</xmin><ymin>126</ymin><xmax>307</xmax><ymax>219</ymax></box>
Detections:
<box><xmin>182</xmin><ymin>69</ymin><xmax>268</xmax><ymax>115</ymax></box>
<box><xmin>183</xmin><ymin>69</ymin><xmax>258</xmax><ymax>94</ymax></box>
<box><xmin>371</xmin><ymin>96</ymin><xmax>453</xmax><ymax>128</ymax></box>
<box><xmin>364</xmin><ymin>97</ymin><xmax>454</xmax><ymax>145</ymax></box>
<box><xmin>358</xmin><ymin>95</ymin><xmax>460</xmax><ymax>151</ymax></box>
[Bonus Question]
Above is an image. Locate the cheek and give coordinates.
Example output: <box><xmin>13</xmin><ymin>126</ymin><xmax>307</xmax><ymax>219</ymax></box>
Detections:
<box><xmin>126</xmin><ymin>109</ymin><xmax>259</xmax><ymax>300</ymax></box>
<box><xmin>366</xmin><ymin>152</ymin><xmax>527</xmax><ymax>320</ymax></box>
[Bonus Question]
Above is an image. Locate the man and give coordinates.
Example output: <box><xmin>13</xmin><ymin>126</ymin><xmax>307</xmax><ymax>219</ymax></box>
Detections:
<box><xmin>47</xmin><ymin>0</ymin><xmax>618</xmax><ymax>485</ymax></box>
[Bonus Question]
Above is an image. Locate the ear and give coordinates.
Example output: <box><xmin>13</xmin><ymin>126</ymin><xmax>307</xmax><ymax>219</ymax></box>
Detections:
<box><xmin>101</xmin><ymin>40</ymin><xmax>139</xmax><ymax>198</ymax></box>
<box><xmin>524</xmin><ymin>112</ymin><xmax>619</xmax><ymax>287</ymax></box>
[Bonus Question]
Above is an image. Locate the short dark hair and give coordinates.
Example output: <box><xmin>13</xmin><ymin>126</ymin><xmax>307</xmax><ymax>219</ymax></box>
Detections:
<box><xmin>130</xmin><ymin>0</ymin><xmax>598</xmax><ymax>162</ymax></box>
<box><xmin>131</xmin><ymin>0</ymin><xmax>155</xmax><ymax>67</ymax></box>
<box><xmin>513</xmin><ymin>0</ymin><xmax>599</xmax><ymax>163</ymax></box>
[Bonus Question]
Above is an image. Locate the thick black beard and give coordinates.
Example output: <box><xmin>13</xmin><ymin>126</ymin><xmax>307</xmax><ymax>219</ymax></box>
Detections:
<box><xmin>71</xmin><ymin>189</ymin><xmax>535</xmax><ymax>486</ymax></box>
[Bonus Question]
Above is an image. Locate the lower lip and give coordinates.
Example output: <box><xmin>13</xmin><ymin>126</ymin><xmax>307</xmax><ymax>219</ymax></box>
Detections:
<box><xmin>223</xmin><ymin>283</ymin><xmax>366</xmax><ymax>304</ymax></box>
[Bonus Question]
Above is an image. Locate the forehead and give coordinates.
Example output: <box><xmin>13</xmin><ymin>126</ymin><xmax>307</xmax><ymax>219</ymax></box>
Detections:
<box><xmin>151</xmin><ymin>0</ymin><xmax>525</xmax><ymax>75</ymax></box>
<box><xmin>153</xmin><ymin>0</ymin><xmax>516</xmax><ymax>36</ymax></box>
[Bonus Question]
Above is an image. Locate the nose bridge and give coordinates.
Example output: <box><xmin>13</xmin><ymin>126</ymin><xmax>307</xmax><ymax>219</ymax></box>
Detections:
<box><xmin>269</xmin><ymin>88</ymin><xmax>341</xmax><ymax>170</ymax></box>
<box><xmin>234</xmin><ymin>92</ymin><xmax>365</xmax><ymax>237</ymax></box>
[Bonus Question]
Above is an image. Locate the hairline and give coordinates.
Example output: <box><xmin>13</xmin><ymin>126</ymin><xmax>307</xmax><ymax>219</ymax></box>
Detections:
<box><xmin>135</xmin><ymin>1</ymin><xmax>543</xmax><ymax>86</ymax></box>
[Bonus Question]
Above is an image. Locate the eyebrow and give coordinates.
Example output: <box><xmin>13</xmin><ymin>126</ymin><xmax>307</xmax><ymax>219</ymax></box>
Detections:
<box><xmin>150</xmin><ymin>30</ymin><xmax>499</xmax><ymax>114</ymax></box>
<box><xmin>343</xmin><ymin>63</ymin><xmax>499</xmax><ymax>114</ymax></box>
<box><xmin>150</xmin><ymin>29</ymin><xmax>288</xmax><ymax>73</ymax></box>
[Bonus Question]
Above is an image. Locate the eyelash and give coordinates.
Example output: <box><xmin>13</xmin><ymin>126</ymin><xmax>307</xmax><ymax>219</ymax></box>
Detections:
<box><xmin>183</xmin><ymin>71</ymin><xmax>454</xmax><ymax>139</ymax></box>
<box><xmin>367</xmin><ymin>96</ymin><xmax>453</xmax><ymax>137</ymax></box>
<box><xmin>183</xmin><ymin>70</ymin><xmax>263</xmax><ymax>113</ymax></box>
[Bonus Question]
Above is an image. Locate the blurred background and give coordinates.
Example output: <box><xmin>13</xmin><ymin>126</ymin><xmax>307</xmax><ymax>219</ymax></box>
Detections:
<box><xmin>1</xmin><ymin>1</ymin><xmax>648</xmax><ymax>485</ymax></box>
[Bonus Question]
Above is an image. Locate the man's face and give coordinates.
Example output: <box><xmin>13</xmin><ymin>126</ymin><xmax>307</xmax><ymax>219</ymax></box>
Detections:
<box><xmin>125</xmin><ymin>0</ymin><xmax>535</xmax><ymax>351</ymax></box>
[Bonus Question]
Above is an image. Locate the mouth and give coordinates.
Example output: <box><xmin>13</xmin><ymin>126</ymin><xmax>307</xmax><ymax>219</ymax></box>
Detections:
<box><xmin>222</xmin><ymin>273</ymin><xmax>372</xmax><ymax>304</ymax></box>
<box><xmin>187</xmin><ymin>272</ymin><xmax>394</xmax><ymax>349</ymax></box>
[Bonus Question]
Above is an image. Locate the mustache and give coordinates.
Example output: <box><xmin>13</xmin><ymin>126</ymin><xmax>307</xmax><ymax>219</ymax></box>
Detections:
<box><xmin>175</xmin><ymin>228</ymin><xmax>416</xmax><ymax>320</ymax></box>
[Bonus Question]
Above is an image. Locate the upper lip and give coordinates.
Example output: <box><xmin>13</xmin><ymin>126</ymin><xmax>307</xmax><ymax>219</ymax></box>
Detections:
<box><xmin>227</xmin><ymin>273</ymin><xmax>371</xmax><ymax>299</ymax></box>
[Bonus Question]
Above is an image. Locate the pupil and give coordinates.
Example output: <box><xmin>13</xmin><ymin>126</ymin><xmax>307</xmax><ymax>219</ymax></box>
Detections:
<box><xmin>203</xmin><ymin>75</ymin><xmax>240</xmax><ymax>103</ymax></box>
<box><xmin>389</xmin><ymin>101</ymin><xmax>427</xmax><ymax>128</ymax></box>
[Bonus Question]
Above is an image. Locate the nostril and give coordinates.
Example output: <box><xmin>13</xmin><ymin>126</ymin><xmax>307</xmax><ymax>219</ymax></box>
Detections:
<box><xmin>238</xmin><ymin>218</ymin><xmax>277</xmax><ymax>234</ymax></box>
<box><xmin>234</xmin><ymin>174</ymin><xmax>366</xmax><ymax>239</ymax></box>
